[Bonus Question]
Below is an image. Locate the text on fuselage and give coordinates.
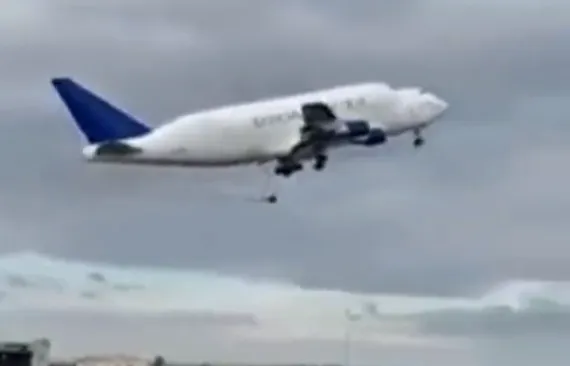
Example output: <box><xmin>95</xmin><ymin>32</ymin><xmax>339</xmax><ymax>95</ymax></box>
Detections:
<box><xmin>252</xmin><ymin>96</ymin><xmax>367</xmax><ymax>128</ymax></box>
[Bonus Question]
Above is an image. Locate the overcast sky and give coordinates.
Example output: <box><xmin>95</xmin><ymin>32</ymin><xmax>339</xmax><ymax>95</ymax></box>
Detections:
<box><xmin>2</xmin><ymin>0</ymin><xmax>570</xmax><ymax>365</ymax></box>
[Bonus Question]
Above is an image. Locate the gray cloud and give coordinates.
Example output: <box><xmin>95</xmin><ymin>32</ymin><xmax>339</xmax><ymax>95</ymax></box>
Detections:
<box><xmin>2</xmin><ymin>0</ymin><xmax>570</xmax><ymax>362</ymax></box>
<box><xmin>3</xmin><ymin>0</ymin><xmax>570</xmax><ymax>295</ymax></box>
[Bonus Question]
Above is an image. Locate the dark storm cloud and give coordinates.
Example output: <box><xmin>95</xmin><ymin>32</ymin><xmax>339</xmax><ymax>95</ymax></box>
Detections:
<box><xmin>2</xmin><ymin>0</ymin><xmax>570</xmax><ymax>299</ymax></box>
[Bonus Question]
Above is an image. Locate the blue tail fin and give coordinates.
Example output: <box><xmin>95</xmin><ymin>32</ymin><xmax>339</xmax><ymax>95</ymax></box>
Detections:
<box><xmin>51</xmin><ymin>78</ymin><xmax>152</xmax><ymax>144</ymax></box>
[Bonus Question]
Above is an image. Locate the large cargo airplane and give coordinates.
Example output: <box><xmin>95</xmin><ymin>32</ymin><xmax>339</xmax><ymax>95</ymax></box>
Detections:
<box><xmin>51</xmin><ymin>78</ymin><xmax>448</xmax><ymax>203</ymax></box>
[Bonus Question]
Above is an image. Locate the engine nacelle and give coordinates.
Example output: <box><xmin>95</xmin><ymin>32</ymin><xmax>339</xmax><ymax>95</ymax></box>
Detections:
<box><xmin>333</xmin><ymin>120</ymin><xmax>386</xmax><ymax>146</ymax></box>
<box><xmin>350</xmin><ymin>127</ymin><xmax>387</xmax><ymax>146</ymax></box>
<box><xmin>343</xmin><ymin>120</ymin><xmax>371</xmax><ymax>137</ymax></box>
<box><xmin>363</xmin><ymin>128</ymin><xmax>387</xmax><ymax>145</ymax></box>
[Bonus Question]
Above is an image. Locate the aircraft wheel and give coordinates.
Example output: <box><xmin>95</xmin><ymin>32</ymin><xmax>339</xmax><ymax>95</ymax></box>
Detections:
<box><xmin>313</xmin><ymin>155</ymin><xmax>327</xmax><ymax>171</ymax></box>
<box><xmin>266</xmin><ymin>194</ymin><xmax>278</xmax><ymax>204</ymax></box>
<box><xmin>413</xmin><ymin>137</ymin><xmax>424</xmax><ymax>148</ymax></box>
<box><xmin>275</xmin><ymin>159</ymin><xmax>303</xmax><ymax>177</ymax></box>
<box><xmin>274</xmin><ymin>165</ymin><xmax>298</xmax><ymax>177</ymax></box>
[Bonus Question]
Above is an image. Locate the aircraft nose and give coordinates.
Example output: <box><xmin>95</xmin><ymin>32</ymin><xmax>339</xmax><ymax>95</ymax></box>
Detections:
<box><xmin>423</xmin><ymin>93</ymin><xmax>448</xmax><ymax>118</ymax></box>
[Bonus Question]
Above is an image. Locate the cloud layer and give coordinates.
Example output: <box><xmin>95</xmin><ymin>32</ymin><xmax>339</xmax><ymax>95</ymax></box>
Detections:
<box><xmin>2</xmin><ymin>252</ymin><xmax>570</xmax><ymax>365</ymax></box>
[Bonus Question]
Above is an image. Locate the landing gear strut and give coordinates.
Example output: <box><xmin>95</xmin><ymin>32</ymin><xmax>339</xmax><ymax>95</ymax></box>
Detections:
<box><xmin>413</xmin><ymin>129</ymin><xmax>425</xmax><ymax>148</ymax></box>
<box><xmin>257</xmin><ymin>163</ymin><xmax>280</xmax><ymax>204</ymax></box>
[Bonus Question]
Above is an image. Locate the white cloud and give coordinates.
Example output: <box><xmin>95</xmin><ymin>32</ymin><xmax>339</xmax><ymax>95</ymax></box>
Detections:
<box><xmin>2</xmin><ymin>252</ymin><xmax>570</xmax><ymax>362</ymax></box>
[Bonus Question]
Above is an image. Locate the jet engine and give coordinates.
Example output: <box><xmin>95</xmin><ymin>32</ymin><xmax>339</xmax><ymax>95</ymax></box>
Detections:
<box><xmin>340</xmin><ymin>121</ymin><xmax>386</xmax><ymax>146</ymax></box>
<box><xmin>342</xmin><ymin>120</ymin><xmax>371</xmax><ymax>137</ymax></box>
<box><xmin>276</xmin><ymin>102</ymin><xmax>388</xmax><ymax>178</ymax></box>
<box><xmin>350</xmin><ymin>128</ymin><xmax>387</xmax><ymax>146</ymax></box>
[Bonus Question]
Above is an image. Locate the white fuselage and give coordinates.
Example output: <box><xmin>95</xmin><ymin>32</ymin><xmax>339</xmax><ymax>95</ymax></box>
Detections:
<box><xmin>83</xmin><ymin>82</ymin><xmax>448</xmax><ymax>166</ymax></box>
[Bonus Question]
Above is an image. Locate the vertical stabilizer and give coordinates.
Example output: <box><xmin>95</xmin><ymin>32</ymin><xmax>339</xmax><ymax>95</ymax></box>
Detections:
<box><xmin>51</xmin><ymin>77</ymin><xmax>151</xmax><ymax>144</ymax></box>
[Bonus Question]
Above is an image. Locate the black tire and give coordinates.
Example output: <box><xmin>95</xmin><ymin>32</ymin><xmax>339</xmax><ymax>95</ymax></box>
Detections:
<box><xmin>314</xmin><ymin>155</ymin><xmax>327</xmax><ymax>171</ymax></box>
<box><xmin>275</xmin><ymin>162</ymin><xmax>302</xmax><ymax>177</ymax></box>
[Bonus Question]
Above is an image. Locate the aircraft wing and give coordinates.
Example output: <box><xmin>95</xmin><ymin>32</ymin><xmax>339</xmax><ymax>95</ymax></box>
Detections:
<box><xmin>287</xmin><ymin>101</ymin><xmax>375</xmax><ymax>160</ymax></box>
<box><xmin>300</xmin><ymin>101</ymin><xmax>375</xmax><ymax>141</ymax></box>
<box><xmin>276</xmin><ymin>101</ymin><xmax>387</xmax><ymax>176</ymax></box>
<box><xmin>301</xmin><ymin>102</ymin><xmax>337</xmax><ymax>127</ymax></box>
<box><xmin>288</xmin><ymin>102</ymin><xmax>337</xmax><ymax>159</ymax></box>
<box><xmin>299</xmin><ymin>102</ymin><xmax>371</xmax><ymax>137</ymax></box>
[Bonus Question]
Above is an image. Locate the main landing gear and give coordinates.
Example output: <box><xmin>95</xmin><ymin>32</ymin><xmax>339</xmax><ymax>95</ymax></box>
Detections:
<box><xmin>274</xmin><ymin>161</ymin><xmax>303</xmax><ymax>177</ymax></box>
<box><xmin>260</xmin><ymin>153</ymin><xmax>328</xmax><ymax>204</ymax></box>
<box><xmin>274</xmin><ymin>154</ymin><xmax>328</xmax><ymax>177</ymax></box>
<box><xmin>313</xmin><ymin>154</ymin><xmax>327</xmax><ymax>171</ymax></box>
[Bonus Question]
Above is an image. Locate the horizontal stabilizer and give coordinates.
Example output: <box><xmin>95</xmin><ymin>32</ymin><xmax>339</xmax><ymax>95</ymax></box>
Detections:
<box><xmin>51</xmin><ymin>77</ymin><xmax>151</xmax><ymax>144</ymax></box>
<box><xmin>94</xmin><ymin>141</ymin><xmax>143</xmax><ymax>157</ymax></box>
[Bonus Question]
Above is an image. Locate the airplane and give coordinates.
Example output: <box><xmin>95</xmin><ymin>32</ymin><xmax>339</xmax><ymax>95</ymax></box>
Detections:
<box><xmin>51</xmin><ymin>78</ymin><xmax>448</xmax><ymax>203</ymax></box>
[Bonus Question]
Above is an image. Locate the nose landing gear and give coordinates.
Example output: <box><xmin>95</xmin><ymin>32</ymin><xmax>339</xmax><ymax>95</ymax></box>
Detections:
<box><xmin>413</xmin><ymin>136</ymin><xmax>425</xmax><ymax>148</ymax></box>
<box><xmin>413</xmin><ymin>129</ymin><xmax>425</xmax><ymax>148</ymax></box>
